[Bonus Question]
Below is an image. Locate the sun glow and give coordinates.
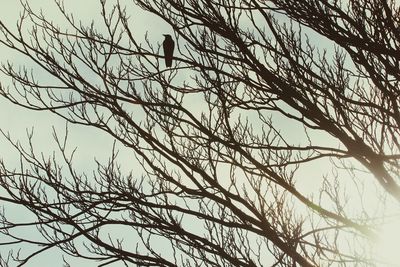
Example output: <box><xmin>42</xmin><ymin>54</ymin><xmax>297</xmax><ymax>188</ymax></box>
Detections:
<box><xmin>373</xmin><ymin>217</ymin><xmax>400</xmax><ymax>267</ymax></box>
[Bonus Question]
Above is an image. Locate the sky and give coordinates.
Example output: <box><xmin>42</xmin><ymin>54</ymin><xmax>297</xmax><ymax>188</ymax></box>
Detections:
<box><xmin>0</xmin><ymin>1</ymin><xmax>139</xmax><ymax>266</ymax></box>
<box><xmin>0</xmin><ymin>1</ymin><xmax>400</xmax><ymax>266</ymax></box>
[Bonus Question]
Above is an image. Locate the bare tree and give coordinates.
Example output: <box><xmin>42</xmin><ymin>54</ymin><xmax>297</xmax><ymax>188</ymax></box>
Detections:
<box><xmin>0</xmin><ymin>0</ymin><xmax>398</xmax><ymax>266</ymax></box>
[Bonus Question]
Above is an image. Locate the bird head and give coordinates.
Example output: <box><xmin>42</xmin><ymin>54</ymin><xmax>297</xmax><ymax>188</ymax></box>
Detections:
<box><xmin>163</xmin><ymin>34</ymin><xmax>172</xmax><ymax>39</ymax></box>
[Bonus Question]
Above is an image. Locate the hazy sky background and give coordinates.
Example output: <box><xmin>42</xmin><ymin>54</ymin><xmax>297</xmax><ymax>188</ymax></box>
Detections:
<box><xmin>0</xmin><ymin>1</ymin><xmax>147</xmax><ymax>266</ymax></box>
<box><xmin>0</xmin><ymin>1</ymin><xmax>400</xmax><ymax>266</ymax></box>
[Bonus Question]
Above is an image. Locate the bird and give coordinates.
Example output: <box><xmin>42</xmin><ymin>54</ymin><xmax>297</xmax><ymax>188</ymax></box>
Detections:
<box><xmin>162</xmin><ymin>34</ymin><xmax>174</xmax><ymax>68</ymax></box>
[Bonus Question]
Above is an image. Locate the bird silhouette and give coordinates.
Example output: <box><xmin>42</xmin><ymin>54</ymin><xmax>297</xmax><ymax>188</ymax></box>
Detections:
<box><xmin>163</xmin><ymin>34</ymin><xmax>174</xmax><ymax>68</ymax></box>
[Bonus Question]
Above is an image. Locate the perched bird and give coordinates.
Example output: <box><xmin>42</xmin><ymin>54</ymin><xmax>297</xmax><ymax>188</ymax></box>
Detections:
<box><xmin>163</xmin><ymin>34</ymin><xmax>174</xmax><ymax>68</ymax></box>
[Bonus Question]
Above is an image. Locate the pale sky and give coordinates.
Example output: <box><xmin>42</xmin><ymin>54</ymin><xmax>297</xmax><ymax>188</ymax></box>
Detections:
<box><xmin>0</xmin><ymin>1</ymin><xmax>399</xmax><ymax>266</ymax></box>
<box><xmin>0</xmin><ymin>1</ymin><xmax>150</xmax><ymax>266</ymax></box>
